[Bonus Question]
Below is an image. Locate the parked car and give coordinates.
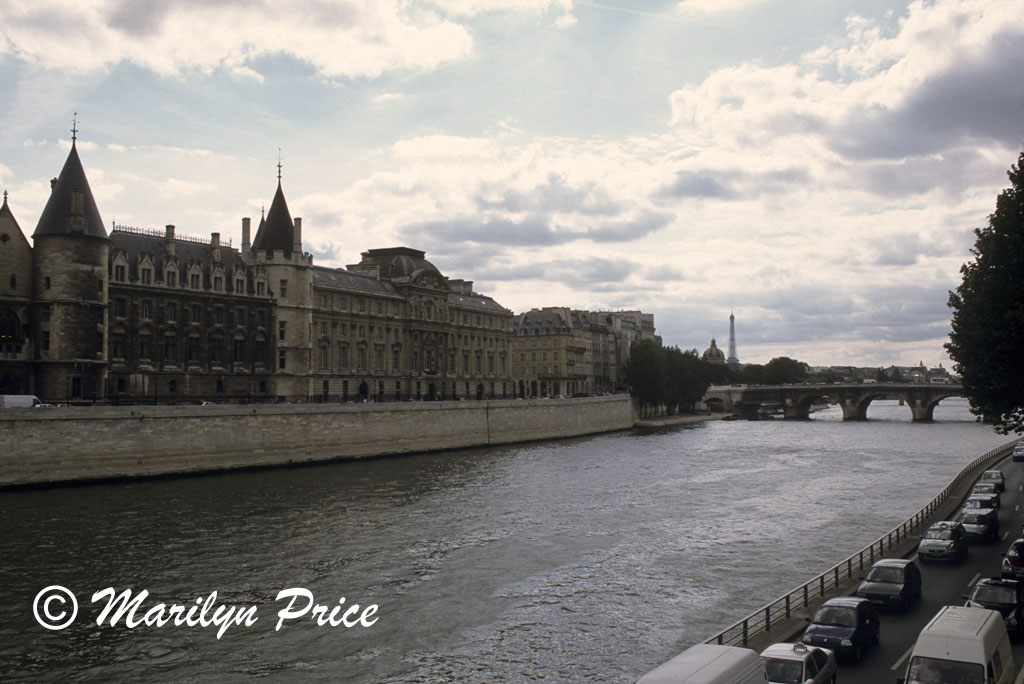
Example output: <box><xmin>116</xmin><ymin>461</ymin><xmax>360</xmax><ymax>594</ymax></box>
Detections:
<box><xmin>960</xmin><ymin>509</ymin><xmax>1000</xmax><ymax>543</ymax></box>
<box><xmin>802</xmin><ymin>596</ymin><xmax>880</xmax><ymax>663</ymax></box>
<box><xmin>761</xmin><ymin>642</ymin><xmax>836</xmax><ymax>684</ymax></box>
<box><xmin>1002</xmin><ymin>538</ymin><xmax>1024</xmax><ymax>580</ymax></box>
<box><xmin>1012</xmin><ymin>445</ymin><xmax>1024</xmax><ymax>462</ymax></box>
<box><xmin>971</xmin><ymin>482</ymin><xmax>1002</xmax><ymax>507</ymax></box>
<box><xmin>964</xmin><ymin>577</ymin><xmax>1024</xmax><ymax>641</ymax></box>
<box><xmin>918</xmin><ymin>521</ymin><xmax>969</xmax><ymax>563</ymax></box>
<box><xmin>855</xmin><ymin>558</ymin><xmax>922</xmax><ymax>611</ymax></box>
<box><xmin>981</xmin><ymin>470</ymin><xmax>1006</xmax><ymax>492</ymax></box>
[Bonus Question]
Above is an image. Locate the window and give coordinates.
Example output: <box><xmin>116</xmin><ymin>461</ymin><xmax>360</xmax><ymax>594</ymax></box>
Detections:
<box><xmin>141</xmin><ymin>268</ymin><xmax>152</xmax><ymax>284</ymax></box>
<box><xmin>233</xmin><ymin>338</ymin><xmax>244</xmax><ymax>363</ymax></box>
<box><xmin>141</xmin><ymin>300</ymin><xmax>151</xmax><ymax>320</ymax></box>
<box><xmin>257</xmin><ymin>310</ymin><xmax>266</xmax><ymax>328</ymax></box>
<box><xmin>168</xmin><ymin>379</ymin><xmax>177</xmax><ymax>394</ymax></box>
<box><xmin>320</xmin><ymin>294</ymin><xmax>327</xmax><ymax>308</ymax></box>
<box><xmin>256</xmin><ymin>280</ymin><xmax>265</xmax><ymax>296</ymax></box>
<box><xmin>357</xmin><ymin>348</ymin><xmax>366</xmax><ymax>369</ymax></box>
<box><xmin>320</xmin><ymin>347</ymin><xmax>329</xmax><ymax>369</ymax></box>
<box><xmin>320</xmin><ymin>321</ymin><xmax>328</xmax><ymax>336</ymax></box>
<box><xmin>215</xmin><ymin>306</ymin><xmax>224</xmax><ymax>325</ymax></box>
<box><xmin>139</xmin><ymin>335</ymin><xmax>151</xmax><ymax>360</ymax></box>
<box><xmin>114</xmin><ymin>264</ymin><xmax>126</xmax><ymax>282</ymax></box>
<box><xmin>376</xmin><ymin>301</ymin><xmax>383</xmax><ymax>315</ymax></box>
<box><xmin>278</xmin><ymin>350</ymin><xmax>286</xmax><ymax>370</ymax></box>
<box><xmin>393</xmin><ymin>350</ymin><xmax>400</xmax><ymax>371</ymax></box>
<box><xmin>187</xmin><ymin>336</ymin><xmax>198</xmax><ymax>362</ymax></box>
<box><xmin>164</xmin><ymin>335</ymin><xmax>175</xmax><ymax>360</ymax></box>
<box><xmin>235</xmin><ymin>277</ymin><xmax>244</xmax><ymax>293</ymax></box>
<box><xmin>98</xmin><ymin>278</ymin><xmax>104</xmax><ymax>293</ymax></box>
<box><xmin>115</xmin><ymin>298</ymin><xmax>126</xmax><ymax>318</ymax></box>
<box><xmin>44</xmin><ymin>276</ymin><xmax>51</xmax><ymax>290</ymax></box>
<box><xmin>167</xmin><ymin>270</ymin><xmax>177</xmax><ymax>287</ymax></box>
<box><xmin>237</xmin><ymin>308</ymin><xmax>246</xmax><ymax>326</ymax></box>
<box><xmin>280</xmin><ymin>280</ymin><xmax>288</xmax><ymax>298</ymax></box>
<box><xmin>339</xmin><ymin>343</ymin><xmax>348</xmax><ymax>369</ymax></box>
<box><xmin>359</xmin><ymin>299</ymin><xmax>366</xmax><ymax>313</ymax></box>
<box><xmin>191</xmin><ymin>305</ymin><xmax>201</xmax><ymax>324</ymax></box>
<box><xmin>166</xmin><ymin>302</ymin><xmax>177</xmax><ymax>322</ymax></box>
<box><xmin>375</xmin><ymin>349</ymin><xmax>383</xmax><ymax>371</ymax></box>
<box><xmin>190</xmin><ymin>272</ymin><xmax>200</xmax><ymax>289</ymax></box>
<box><xmin>41</xmin><ymin>331</ymin><xmax>50</xmax><ymax>352</ymax></box>
<box><xmin>213</xmin><ymin>275</ymin><xmax>223</xmax><ymax>292</ymax></box>
<box><xmin>278</xmin><ymin>320</ymin><xmax>286</xmax><ymax>342</ymax></box>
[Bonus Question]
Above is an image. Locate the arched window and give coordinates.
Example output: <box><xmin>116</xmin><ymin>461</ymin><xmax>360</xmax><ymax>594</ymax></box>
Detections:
<box><xmin>0</xmin><ymin>309</ymin><xmax>23</xmax><ymax>353</ymax></box>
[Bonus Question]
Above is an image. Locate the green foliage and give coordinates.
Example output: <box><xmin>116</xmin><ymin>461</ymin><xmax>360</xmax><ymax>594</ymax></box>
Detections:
<box><xmin>946</xmin><ymin>152</ymin><xmax>1024</xmax><ymax>434</ymax></box>
<box><xmin>737</xmin><ymin>357</ymin><xmax>809</xmax><ymax>385</ymax></box>
<box><xmin>623</xmin><ymin>341</ymin><xmax>714</xmax><ymax>414</ymax></box>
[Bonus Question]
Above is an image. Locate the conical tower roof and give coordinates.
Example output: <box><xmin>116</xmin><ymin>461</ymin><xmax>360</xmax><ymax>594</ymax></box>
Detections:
<box><xmin>33</xmin><ymin>142</ymin><xmax>107</xmax><ymax>240</ymax></box>
<box><xmin>251</xmin><ymin>181</ymin><xmax>294</xmax><ymax>253</ymax></box>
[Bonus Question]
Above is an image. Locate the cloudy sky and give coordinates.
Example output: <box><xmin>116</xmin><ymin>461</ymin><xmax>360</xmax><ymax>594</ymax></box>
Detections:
<box><xmin>2</xmin><ymin>0</ymin><xmax>1022</xmax><ymax>368</ymax></box>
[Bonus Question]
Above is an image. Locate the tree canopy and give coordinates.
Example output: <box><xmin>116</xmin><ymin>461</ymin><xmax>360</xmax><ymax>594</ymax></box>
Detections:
<box><xmin>623</xmin><ymin>341</ymin><xmax>714</xmax><ymax>415</ymax></box>
<box><xmin>946</xmin><ymin>151</ymin><xmax>1024</xmax><ymax>434</ymax></box>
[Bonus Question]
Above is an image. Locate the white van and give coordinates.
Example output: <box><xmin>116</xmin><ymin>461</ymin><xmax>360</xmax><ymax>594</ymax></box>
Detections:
<box><xmin>901</xmin><ymin>606</ymin><xmax>1014</xmax><ymax>684</ymax></box>
<box><xmin>637</xmin><ymin>644</ymin><xmax>768</xmax><ymax>684</ymax></box>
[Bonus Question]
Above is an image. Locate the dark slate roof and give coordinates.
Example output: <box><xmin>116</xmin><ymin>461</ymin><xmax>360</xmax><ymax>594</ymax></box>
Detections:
<box><xmin>515</xmin><ymin>309</ymin><xmax>571</xmax><ymax>334</ymax></box>
<box><xmin>251</xmin><ymin>182</ymin><xmax>294</xmax><ymax>253</ymax></box>
<box><xmin>0</xmin><ymin>194</ymin><xmax>30</xmax><ymax>247</ymax></box>
<box><xmin>110</xmin><ymin>229</ymin><xmax>247</xmax><ymax>291</ymax></box>
<box><xmin>312</xmin><ymin>266</ymin><xmax>402</xmax><ymax>297</ymax></box>
<box><xmin>448</xmin><ymin>292</ymin><xmax>510</xmax><ymax>314</ymax></box>
<box><xmin>357</xmin><ymin>247</ymin><xmax>442</xmax><ymax>281</ymax></box>
<box><xmin>33</xmin><ymin>143</ymin><xmax>107</xmax><ymax>239</ymax></box>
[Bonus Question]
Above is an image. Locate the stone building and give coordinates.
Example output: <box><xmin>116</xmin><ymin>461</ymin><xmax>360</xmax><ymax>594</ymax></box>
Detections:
<box><xmin>512</xmin><ymin>307</ymin><xmax>656</xmax><ymax>397</ymax></box>
<box><xmin>0</xmin><ymin>139</ymin><xmax>514</xmax><ymax>403</ymax></box>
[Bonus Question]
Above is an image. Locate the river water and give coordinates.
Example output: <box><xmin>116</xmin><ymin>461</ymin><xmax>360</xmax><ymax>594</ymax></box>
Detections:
<box><xmin>0</xmin><ymin>399</ymin><xmax>1015</xmax><ymax>683</ymax></box>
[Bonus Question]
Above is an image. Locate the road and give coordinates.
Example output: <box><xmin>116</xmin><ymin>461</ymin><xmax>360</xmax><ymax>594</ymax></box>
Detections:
<box><xmin>843</xmin><ymin>456</ymin><xmax>1024</xmax><ymax>684</ymax></box>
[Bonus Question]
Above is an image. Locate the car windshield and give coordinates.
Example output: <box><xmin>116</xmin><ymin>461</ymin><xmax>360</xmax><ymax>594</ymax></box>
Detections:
<box><xmin>764</xmin><ymin>659</ymin><xmax>804</xmax><ymax>684</ymax></box>
<box><xmin>962</xmin><ymin>514</ymin><xmax>988</xmax><ymax>524</ymax></box>
<box><xmin>983</xmin><ymin>472</ymin><xmax>1003</xmax><ymax>482</ymax></box>
<box><xmin>811</xmin><ymin>606</ymin><xmax>856</xmax><ymax>628</ymax></box>
<box><xmin>974</xmin><ymin>483</ymin><xmax>996</xmax><ymax>493</ymax></box>
<box><xmin>866</xmin><ymin>567</ymin><xmax>903</xmax><ymax>583</ymax></box>
<box><xmin>972</xmin><ymin>585</ymin><xmax>1016</xmax><ymax>605</ymax></box>
<box><xmin>907</xmin><ymin>656</ymin><xmax>984</xmax><ymax>684</ymax></box>
<box><xmin>1008</xmin><ymin>543</ymin><xmax>1024</xmax><ymax>558</ymax></box>
<box><xmin>924</xmin><ymin>528</ymin><xmax>953</xmax><ymax>540</ymax></box>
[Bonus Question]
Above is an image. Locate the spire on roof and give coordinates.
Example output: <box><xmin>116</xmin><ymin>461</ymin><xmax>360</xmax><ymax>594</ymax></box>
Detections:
<box><xmin>71</xmin><ymin>112</ymin><xmax>78</xmax><ymax>144</ymax></box>
<box><xmin>251</xmin><ymin>162</ymin><xmax>294</xmax><ymax>253</ymax></box>
<box><xmin>32</xmin><ymin>129</ymin><xmax>107</xmax><ymax>240</ymax></box>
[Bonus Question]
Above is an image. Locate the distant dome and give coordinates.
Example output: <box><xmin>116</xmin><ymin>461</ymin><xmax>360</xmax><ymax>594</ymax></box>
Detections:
<box><xmin>702</xmin><ymin>338</ymin><xmax>726</xmax><ymax>364</ymax></box>
<box><xmin>357</xmin><ymin>247</ymin><xmax>442</xmax><ymax>281</ymax></box>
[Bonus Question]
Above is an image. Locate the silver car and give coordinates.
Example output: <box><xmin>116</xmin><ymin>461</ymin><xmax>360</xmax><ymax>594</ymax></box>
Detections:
<box><xmin>761</xmin><ymin>642</ymin><xmax>836</xmax><ymax>684</ymax></box>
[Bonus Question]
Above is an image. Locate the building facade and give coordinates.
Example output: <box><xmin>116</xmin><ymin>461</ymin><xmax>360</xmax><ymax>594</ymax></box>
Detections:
<box><xmin>0</xmin><ymin>141</ymin><xmax>515</xmax><ymax>403</ymax></box>
<box><xmin>511</xmin><ymin>307</ymin><xmax>658</xmax><ymax>398</ymax></box>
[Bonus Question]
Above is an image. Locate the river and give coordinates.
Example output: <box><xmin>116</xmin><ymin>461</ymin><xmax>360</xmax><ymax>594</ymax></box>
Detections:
<box><xmin>0</xmin><ymin>399</ymin><xmax>1014</xmax><ymax>683</ymax></box>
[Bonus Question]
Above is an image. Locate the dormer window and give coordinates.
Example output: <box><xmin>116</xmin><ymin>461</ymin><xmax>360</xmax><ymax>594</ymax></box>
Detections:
<box><xmin>141</xmin><ymin>268</ymin><xmax>152</xmax><ymax>284</ymax></box>
<box><xmin>256</xmin><ymin>279</ymin><xmax>266</xmax><ymax>296</ymax></box>
<box><xmin>213</xmin><ymin>275</ymin><xmax>223</xmax><ymax>292</ymax></box>
<box><xmin>166</xmin><ymin>269</ymin><xmax>177</xmax><ymax>288</ymax></box>
<box><xmin>235</xmin><ymin>277</ymin><xmax>245</xmax><ymax>294</ymax></box>
<box><xmin>190</xmin><ymin>271</ymin><xmax>200</xmax><ymax>289</ymax></box>
<box><xmin>114</xmin><ymin>265</ymin><xmax>126</xmax><ymax>282</ymax></box>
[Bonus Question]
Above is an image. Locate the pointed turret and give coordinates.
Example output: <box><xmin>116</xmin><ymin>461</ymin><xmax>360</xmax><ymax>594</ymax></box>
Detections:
<box><xmin>32</xmin><ymin>142</ymin><xmax>107</xmax><ymax>240</ymax></box>
<box><xmin>251</xmin><ymin>181</ymin><xmax>294</xmax><ymax>255</ymax></box>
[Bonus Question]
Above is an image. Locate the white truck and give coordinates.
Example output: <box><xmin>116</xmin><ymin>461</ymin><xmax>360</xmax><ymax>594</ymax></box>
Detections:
<box><xmin>636</xmin><ymin>644</ymin><xmax>769</xmax><ymax>684</ymax></box>
<box><xmin>901</xmin><ymin>605</ymin><xmax>1014</xmax><ymax>684</ymax></box>
<box><xmin>0</xmin><ymin>395</ymin><xmax>42</xmax><ymax>408</ymax></box>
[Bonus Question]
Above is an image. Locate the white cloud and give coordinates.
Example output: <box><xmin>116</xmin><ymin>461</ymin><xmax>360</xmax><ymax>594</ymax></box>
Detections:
<box><xmin>676</xmin><ymin>0</ymin><xmax>764</xmax><ymax>15</ymax></box>
<box><xmin>0</xmin><ymin>0</ymin><xmax>474</xmax><ymax>79</ymax></box>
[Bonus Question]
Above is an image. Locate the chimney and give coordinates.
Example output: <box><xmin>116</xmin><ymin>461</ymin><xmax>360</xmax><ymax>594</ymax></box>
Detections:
<box><xmin>164</xmin><ymin>224</ymin><xmax>176</xmax><ymax>257</ymax></box>
<box><xmin>241</xmin><ymin>217</ymin><xmax>251</xmax><ymax>260</ymax></box>
<box><xmin>50</xmin><ymin>178</ymin><xmax>57</xmax><ymax>192</ymax></box>
<box><xmin>211</xmin><ymin>232</ymin><xmax>221</xmax><ymax>262</ymax></box>
<box><xmin>292</xmin><ymin>217</ymin><xmax>302</xmax><ymax>254</ymax></box>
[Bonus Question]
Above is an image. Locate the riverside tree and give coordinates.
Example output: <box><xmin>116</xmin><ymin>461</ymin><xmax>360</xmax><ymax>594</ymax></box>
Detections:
<box><xmin>946</xmin><ymin>152</ymin><xmax>1024</xmax><ymax>434</ymax></box>
<box><xmin>624</xmin><ymin>341</ymin><xmax>714</xmax><ymax>416</ymax></box>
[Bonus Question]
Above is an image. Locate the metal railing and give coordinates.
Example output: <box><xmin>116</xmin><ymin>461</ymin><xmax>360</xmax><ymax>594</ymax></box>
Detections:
<box><xmin>704</xmin><ymin>437</ymin><xmax>1022</xmax><ymax>647</ymax></box>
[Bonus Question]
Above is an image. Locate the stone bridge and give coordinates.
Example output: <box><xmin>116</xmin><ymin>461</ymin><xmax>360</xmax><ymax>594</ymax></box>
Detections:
<box><xmin>702</xmin><ymin>383</ymin><xmax>965</xmax><ymax>422</ymax></box>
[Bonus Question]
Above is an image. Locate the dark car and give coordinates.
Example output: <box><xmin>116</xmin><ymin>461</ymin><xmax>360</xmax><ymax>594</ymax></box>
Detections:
<box><xmin>971</xmin><ymin>482</ymin><xmax>1002</xmax><ymax>507</ymax></box>
<box><xmin>964</xmin><ymin>577</ymin><xmax>1024</xmax><ymax>640</ymax></box>
<box><xmin>964</xmin><ymin>493</ymin><xmax>1000</xmax><ymax>512</ymax></box>
<box><xmin>1012</xmin><ymin>445</ymin><xmax>1024</xmax><ymax>462</ymax></box>
<box><xmin>856</xmin><ymin>558</ymin><xmax>922</xmax><ymax>611</ymax></box>
<box><xmin>918</xmin><ymin>521</ymin><xmax>969</xmax><ymax>563</ymax></box>
<box><xmin>1003</xmin><ymin>538</ymin><xmax>1024</xmax><ymax>580</ymax></box>
<box><xmin>981</xmin><ymin>470</ymin><xmax>1006</xmax><ymax>492</ymax></box>
<box><xmin>960</xmin><ymin>509</ymin><xmax>999</xmax><ymax>543</ymax></box>
<box><xmin>802</xmin><ymin>597</ymin><xmax>880</xmax><ymax>663</ymax></box>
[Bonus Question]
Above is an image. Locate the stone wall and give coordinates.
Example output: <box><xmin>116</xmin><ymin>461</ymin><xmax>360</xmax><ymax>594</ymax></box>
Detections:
<box><xmin>0</xmin><ymin>394</ymin><xmax>636</xmax><ymax>488</ymax></box>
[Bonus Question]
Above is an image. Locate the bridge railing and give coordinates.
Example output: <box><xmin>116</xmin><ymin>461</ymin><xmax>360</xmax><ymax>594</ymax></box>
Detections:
<box><xmin>703</xmin><ymin>437</ymin><xmax>1022</xmax><ymax>648</ymax></box>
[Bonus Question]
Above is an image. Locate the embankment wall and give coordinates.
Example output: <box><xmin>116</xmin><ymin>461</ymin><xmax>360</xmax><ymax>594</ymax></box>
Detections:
<box><xmin>0</xmin><ymin>395</ymin><xmax>637</xmax><ymax>488</ymax></box>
